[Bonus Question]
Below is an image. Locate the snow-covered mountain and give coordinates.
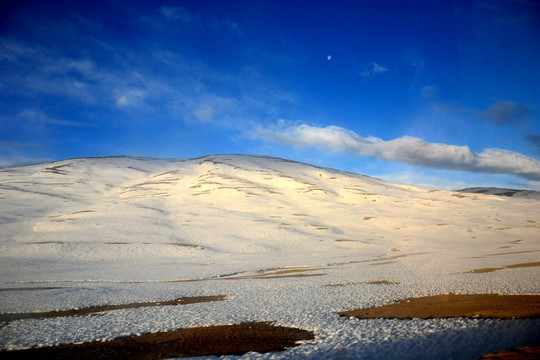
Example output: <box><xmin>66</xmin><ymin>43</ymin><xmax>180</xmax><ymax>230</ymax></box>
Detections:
<box><xmin>1</xmin><ymin>155</ymin><xmax>539</xmax><ymax>358</ymax></box>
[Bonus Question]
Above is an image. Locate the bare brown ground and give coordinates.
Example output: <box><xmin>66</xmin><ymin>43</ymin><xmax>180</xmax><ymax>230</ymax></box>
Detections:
<box><xmin>168</xmin><ymin>267</ymin><xmax>327</xmax><ymax>282</ymax></box>
<box><xmin>0</xmin><ymin>287</ymin><xmax>64</xmax><ymax>292</ymax></box>
<box><xmin>1</xmin><ymin>321</ymin><xmax>315</xmax><ymax>360</ymax></box>
<box><xmin>229</xmin><ymin>267</ymin><xmax>326</xmax><ymax>279</ymax></box>
<box><xmin>476</xmin><ymin>345</ymin><xmax>540</xmax><ymax>359</ymax></box>
<box><xmin>359</xmin><ymin>252</ymin><xmax>431</xmax><ymax>264</ymax></box>
<box><xmin>369</xmin><ymin>261</ymin><xmax>398</xmax><ymax>266</ymax></box>
<box><xmin>483</xmin><ymin>250</ymin><xmax>540</xmax><ymax>257</ymax></box>
<box><xmin>326</xmin><ymin>280</ymin><xmax>400</xmax><ymax>287</ymax></box>
<box><xmin>0</xmin><ymin>295</ymin><xmax>227</xmax><ymax>322</ymax></box>
<box><xmin>234</xmin><ymin>272</ymin><xmax>326</xmax><ymax>279</ymax></box>
<box><xmin>365</xmin><ymin>280</ymin><xmax>400</xmax><ymax>285</ymax></box>
<box><xmin>465</xmin><ymin>261</ymin><xmax>540</xmax><ymax>274</ymax></box>
<box><xmin>340</xmin><ymin>294</ymin><xmax>540</xmax><ymax>319</ymax></box>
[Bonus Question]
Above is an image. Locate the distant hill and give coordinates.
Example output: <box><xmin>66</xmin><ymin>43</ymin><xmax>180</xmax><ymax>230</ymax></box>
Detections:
<box><xmin>457</xmin><ymin>187</ymin><xmax>540</xmax><ymax>200</ymax></box>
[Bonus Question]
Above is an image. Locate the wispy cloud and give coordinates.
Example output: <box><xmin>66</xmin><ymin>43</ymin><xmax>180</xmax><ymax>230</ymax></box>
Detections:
<box><xmin>0</xmin><ymin>39</ymin><xmax>93</xmax><ymax>102</ymax></box>
<box><xmin>19</xmin><ymin>110</ymin><xmax>93</xmax><ymax>127</ymax></box>
<box><xmin>476</xmin><ymin>101</ymin><xmax>532</xmax><ymax>125</ymax></box>
<box><xmin>359</xmin><ymin>62</ymin><xmax>388</xmax><ymax>77</ymax></box>
<box><xmin>114</xmin><ymin>88</ymin><xmax>148</xmax><ymax>108</ymax></box>
<box><xmin>156</xmin><ymin>5</ymin><xmax>240</xmax><ymax>34</ymax></box>
<box><xmin>159</xmin><ymin>6</ymin><xmax>199</xmax><ymax>23</ymax></box>
<box><xmin>0</xmin><ymin>8</ymin><xmax>277</xmax><ymax>127</ymax></box>
<box><xmin>192</xmin><ymin>107</ymin><xmax>215</xmax><ymax>122</ymax></box>
<box><xmin>252</xmin><ymin>123</ymin><xmax>540</xmax><ymax>181</ymax></box>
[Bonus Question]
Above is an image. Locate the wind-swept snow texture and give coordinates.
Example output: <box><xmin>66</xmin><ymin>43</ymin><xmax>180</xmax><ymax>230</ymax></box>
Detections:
<box><xmin>1</xmin><ymin>155</ymin><xmax>539</xmax><ymax>359</ymax></box>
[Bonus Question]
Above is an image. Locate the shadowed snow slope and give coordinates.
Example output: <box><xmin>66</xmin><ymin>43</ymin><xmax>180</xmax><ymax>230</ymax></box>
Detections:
<box><xmin>1</xmin><ymin>155</ymin><xmax>539</xmax><ymax>359</ymax></box>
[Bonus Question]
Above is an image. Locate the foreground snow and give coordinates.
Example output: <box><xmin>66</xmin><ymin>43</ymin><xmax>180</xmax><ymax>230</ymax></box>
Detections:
<box><xmin>0</xmin><ymin>155</ymin><xmax>539</xmax><ymax>359</ymax></box>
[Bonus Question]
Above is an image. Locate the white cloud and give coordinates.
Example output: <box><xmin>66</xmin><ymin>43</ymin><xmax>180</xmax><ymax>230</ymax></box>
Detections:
<box><xmin>115</xmin><ymin>95</ymin><xmax>129</xmax><ymax>107</ymax></box>
<box><xmin>1</xmin><ymin>37</ymin><xmax>180</xmax><ymax>111</ymax></box>
<box><xmin>360</xmin><ymin>62</ymin><xmax>388</xmax><ymax>77</ymax></box>
<box><xmin>114</xmin><ymin>88</ymin><xmax>147</xmax><ymax>108</ymax></box>
<box><xmin>252</xmin><ymin>123</ymin><xmax>540</xmax><ymax>181</ymax></box>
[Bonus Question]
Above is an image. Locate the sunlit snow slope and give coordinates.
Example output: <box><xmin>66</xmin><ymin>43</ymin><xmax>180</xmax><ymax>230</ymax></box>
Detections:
<box><xmin>1</xmin><ymin>155</ymin><xmax>539</xmax><ymax>358</ymax></box>
<box><xmin>2</xmin><ymin>155</ymin><xmax>538</xmax><ymax>282</ymax></box>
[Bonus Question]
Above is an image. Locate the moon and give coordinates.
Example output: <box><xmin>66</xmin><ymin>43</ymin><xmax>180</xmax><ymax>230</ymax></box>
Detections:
<box><xmin>327</xmin><ymin>55</ymin><xmax>332</xmax><ymax>60</ymax></box>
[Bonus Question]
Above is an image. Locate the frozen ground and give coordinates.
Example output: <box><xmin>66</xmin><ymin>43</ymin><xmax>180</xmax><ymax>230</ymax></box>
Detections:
<box><xmin>0</xmin><ymin>155</ymin><xmax>539</xmax><ymax>359</ymax></box>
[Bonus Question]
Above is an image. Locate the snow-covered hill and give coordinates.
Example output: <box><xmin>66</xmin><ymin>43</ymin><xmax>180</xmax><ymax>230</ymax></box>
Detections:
<box><xmin>1</xmin><ymin>155</ymin><xmax>539</xmax><ymax>358</ymax></box>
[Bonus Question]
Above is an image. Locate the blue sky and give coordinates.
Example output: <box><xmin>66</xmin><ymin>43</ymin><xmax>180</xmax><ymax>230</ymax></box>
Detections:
<box><xmin>1</xmin><ymin>0</ymin><xmax>540</xmax><ymax>189</ymax></box>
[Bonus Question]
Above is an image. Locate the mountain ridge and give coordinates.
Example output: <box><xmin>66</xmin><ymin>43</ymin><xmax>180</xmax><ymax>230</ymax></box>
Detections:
<box><xmin>3</xmin><ymin>154</ymin><xmax>538</xmax><ymax>197</ymax></box>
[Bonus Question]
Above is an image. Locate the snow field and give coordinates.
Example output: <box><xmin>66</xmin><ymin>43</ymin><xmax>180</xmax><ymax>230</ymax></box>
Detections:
<box><xmin>0</xmin><ymin>155</ymin><xmax>539</xmax><ymax>358</ymax></box>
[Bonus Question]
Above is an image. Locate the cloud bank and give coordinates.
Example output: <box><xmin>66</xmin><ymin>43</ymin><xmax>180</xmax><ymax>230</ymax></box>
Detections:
<box><xmin>525</xmin><ymin>134</ymin><xmax>540</xmax><ymax>152</ymax></box>
<box><xmin>476</xmin><ymin>101</ymin><xmax>532</xmax><ymax>125</ymax></box>
<box><xmin>254</xmin><ymin>123</ymin><xmax>540</xmax><ymax>181</ymax></box>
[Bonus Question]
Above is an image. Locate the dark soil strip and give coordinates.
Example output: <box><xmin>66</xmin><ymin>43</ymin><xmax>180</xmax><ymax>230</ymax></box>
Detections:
<box><xmin>0</xmin><ymin>295</ymin><xmax>227</xmax><ymax>322</ymax></box>
<box><xmin>223</xmin><ymin>267</ymin><xmax>327</xmax><ymax>280</ymax></box>
<box><xmin>464</xmin><ymin>261</ymin><xmax>540</xmax><ymax>274</ymax></box>
<box><xmin>365</xmin><ymin>280</ymin><xmax>400</xmax><ymax>285</ymax></box>
<box><xmin>1</xmin><ymin>321</ymin><xmax>315</xmax><ymax>360</ymax></box>
<box><xmin>340</xmin><ymin>294</ymin><xmax>540</xmax><ymax>319</ymax></box>
<box><xmin>0</xmin><ymin>287</ymin><xmax>64</xmax><ymax>292</ymax></box>
<box><xmin>475</xmin><ymin>345</ymin><xmax>540</xmax><ymax>359</ymax></box>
